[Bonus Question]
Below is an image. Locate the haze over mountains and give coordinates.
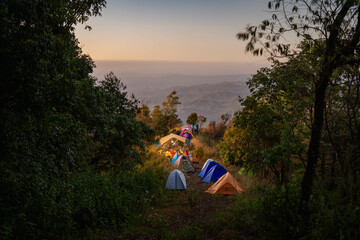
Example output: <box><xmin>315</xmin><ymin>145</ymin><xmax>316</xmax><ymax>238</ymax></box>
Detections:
<box><xmin>91</xmin><ymin>61</ymin><xmax>265</xmax><ymax>122</ymax></box>
<box><xmin>135</xmin><ymin>77</ymin><xmax>250</xmax><ymax>122</ymax></box>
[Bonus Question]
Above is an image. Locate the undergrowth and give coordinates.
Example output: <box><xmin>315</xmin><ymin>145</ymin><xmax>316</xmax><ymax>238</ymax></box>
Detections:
<box><xmin>207</xmin><ymin>182</ymin><xmax>360</xmax><ymax>240</ymax></box>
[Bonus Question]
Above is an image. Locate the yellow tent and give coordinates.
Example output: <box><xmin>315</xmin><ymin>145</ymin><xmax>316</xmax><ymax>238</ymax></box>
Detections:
<box><xmin>205</xmin><ymin>172</ymin><xmax>245</xmax><ymax>195</ymax></box>
<box><xmin>158</xmin><ymin>133</ymin><xmax>190</xmax><ymax>146</ymax></box>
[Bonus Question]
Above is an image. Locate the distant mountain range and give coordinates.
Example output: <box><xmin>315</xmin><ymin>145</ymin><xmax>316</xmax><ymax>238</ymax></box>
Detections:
<box><xmin>91</xmin><ymin>61</ymin><xmax>259</xmax><ymax>123</ymax></box>
<box><xmin>132</xmin><ymin>80</ymin><xmax>250</xmax><ymax>123</ymax></box>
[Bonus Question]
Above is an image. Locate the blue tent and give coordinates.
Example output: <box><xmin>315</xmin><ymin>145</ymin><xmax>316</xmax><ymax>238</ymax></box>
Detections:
<box><xmin>201</xmin><ymin>164</ymin><xmax>227</xmax><ymax>183</ymax></box>
<box><xmin>201</xmin><ymin>159</ymin><xmax>215</xmax><ymax>171</ymax></box>
<box><xmin>197</xmin><ymin>161</ymin><xmax>217</xmax><ymax>178</ymax></box>
<box><xmin>166</xmin><ymin>170</ymin><xmax>186</xmax><ymax>190</ymax></box>
<box><xmin>171</xmin><ymin>153</ymin><xmax>179</xmax><ymax>164</ymax></box>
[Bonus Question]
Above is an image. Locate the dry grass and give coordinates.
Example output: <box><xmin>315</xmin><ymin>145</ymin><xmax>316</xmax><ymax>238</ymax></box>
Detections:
<box><xmin>190</xmin><ymin>138</ymin><xmax>220</xmax><ymax>163</ymax></box>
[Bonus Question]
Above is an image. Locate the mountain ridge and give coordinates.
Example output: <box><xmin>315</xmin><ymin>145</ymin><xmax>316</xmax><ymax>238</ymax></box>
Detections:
<box><xmin>134</xmin><ymin>80</ymin><xmax>250</xmax><ymax>123</ymax></box>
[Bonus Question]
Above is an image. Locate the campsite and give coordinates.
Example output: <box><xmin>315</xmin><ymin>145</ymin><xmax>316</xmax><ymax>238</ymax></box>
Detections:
<box><xmin>2</xmin><ymin>1</ymin><xmax>360</xmax><ymax>239</ymax></box>
<box><xmin>124</xmin><ymin>129</ymin><xmax>250</xmax><ymax>239</ymax></box>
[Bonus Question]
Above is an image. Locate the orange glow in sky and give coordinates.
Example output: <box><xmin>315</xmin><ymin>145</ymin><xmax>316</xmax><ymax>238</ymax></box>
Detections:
<box><xmin>75</xmin><ymin>0</ymin><xmax>270</xmax><ymax>63</ymax></box>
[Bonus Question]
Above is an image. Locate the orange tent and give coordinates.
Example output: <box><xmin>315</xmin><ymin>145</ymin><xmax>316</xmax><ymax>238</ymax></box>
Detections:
<box><xmin>205</xmin><ymin>172</ymin><xmax>245</xmax><ymax>195</ymax></box>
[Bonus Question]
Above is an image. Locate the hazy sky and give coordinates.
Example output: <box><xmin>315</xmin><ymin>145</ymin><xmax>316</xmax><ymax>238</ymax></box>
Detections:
<box><xmin>75</xmin><ymin>0</ymin><xmax>271</xmax><ymax>64</ymax></box>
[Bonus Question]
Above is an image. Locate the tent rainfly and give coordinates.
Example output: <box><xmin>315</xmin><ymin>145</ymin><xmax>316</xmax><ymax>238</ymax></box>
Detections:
<box><xmin>158</xmin><ymin>133</ymin><xmax>190</xmax><ymax>147</ymax></box>
<box><xmin>201</xmin><ymin>159</ymin><xmax>215</xmax><ymax>171</ymax></box>
<box><xmin>171</xmin><ymin>152</ymin><xmax>179</xmax><ymax>164</ymax></box>
<box><xmin>205</xmin><ymin>172</ymin><xmax>245</xmax><ymax>195</ymax></box>
<box><xmin>173</xmin><ymin>155</ymin><xmax>195</xmax><ymax>173</ymax></box>
<box><xmin>197</xmin><ymin>161</ymin><xmax>217</xmax><ymax>178</ymax></box>
<box><xmin>201</xmin><ymin>163</ymin><xmax>227</xmax><ymax>183</ymax></box>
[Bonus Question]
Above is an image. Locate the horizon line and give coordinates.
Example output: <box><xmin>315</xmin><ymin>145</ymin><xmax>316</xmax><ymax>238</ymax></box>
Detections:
<box><xmin>92</xmin><ymin>59</ymin><xmax>270</xmax><ymax>64</ymax></box>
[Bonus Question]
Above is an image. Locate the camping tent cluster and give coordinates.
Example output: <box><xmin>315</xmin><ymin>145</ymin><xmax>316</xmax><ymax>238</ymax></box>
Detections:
<box><xmin>198</xmin><ymin>159</ymin><xmax>245</xmax><ymax>195</ymax></box>
<box><xmin>157</xmin><ymin>132</ymin><xmax>194</xmax><ymax>173</ymax></box>
<box><xmin>161</xmin><ymin>132</ymin><xmax>244</xmax><ymax>194</ymax></box>
<box><xmin>179</xmin><ymin>126</ymin><xmax>194</xmax><ymax>141</ymax></box>
<box><xmin>166</xmin><ymin>158</ymin><xmax>245</xmax><ymax>195</ymax></box>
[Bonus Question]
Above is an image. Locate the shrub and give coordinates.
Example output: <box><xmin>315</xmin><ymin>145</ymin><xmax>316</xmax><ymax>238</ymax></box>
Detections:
<box><xmin>0</xmin><ymin>168</ymin><xmax>166</xmax><ymax>239</ymax></box>
<box><xmin>193</xmin><ymin>146</ymin><xmax>204</xmax><ymax>161</ymax></box>
<box><xmin>207</xmin><ymin>184</ymin><xmax>301</xmax><ymax>240</ymax></box>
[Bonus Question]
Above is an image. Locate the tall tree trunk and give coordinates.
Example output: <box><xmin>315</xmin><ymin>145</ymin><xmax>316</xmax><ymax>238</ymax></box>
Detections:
<box><xmin>299</xmin><ymin>0</ymin><xmax>357</xmax><ymax>216</ymax></box>
<box><xmin>300</xmin><ymin>67</ymin><xmax>332</xmax><ymax>210</ymax></box>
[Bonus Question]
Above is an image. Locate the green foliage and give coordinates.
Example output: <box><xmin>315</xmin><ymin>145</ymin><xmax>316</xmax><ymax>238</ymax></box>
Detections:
<box><xmin>86</xmin><ymin>72</ymin><xmax>155</xmax><ymax>171</ymax></box>
<box><xmin>220</xmin><ymin>36</ymin><xmax>360</xmax><ymax>237</ymax></box>
<box><xmin>150</xmin><ymin>91</ymin><xmax>182</xmax><ymax>136</ymax></box>
<box><xmin>238</xmin><ymin>0</ymin><xmax>360</xmax><ymax>220</ymax></box>
<box><xmin>161</xmin><ymin>90</ymin><xmax>182</xmax><ymax>130</ymax></box>
<box><xmin>136</xmin><ymin>104</ymin><xmax>152</xmax><ymax>126</ymax></box>
<box><xmin>0</xmin><ymin>168</ymin><xmax>165</xmax><ymax>239</ymax></box>
<box><xmin>176</xmin><ymin>224</ymin><xmax>203</xmax><ymax>240</ymax></box>
<box><xmin>309</xmin><ymin>184</ymin><xmax>360</xmax><ymax>240</ymax></box>
<box><xmin>217</xmin><ymin>125</ymin><xmax>247</xmax><ymax>166</ymax></box>
<box><xmin>198</xmin><ymin>120</ymin><xmax>227</xmax><ymax>147</ymax></box>
<box><xmin>211</xmin><ymin>184</ymin><xmax>301</xmax><ymax>240</ymax></box>
<box><xmin>186</xmin><ymin>112</ymin><xmax>198</xmax><ymax>126</ymax></box>
<box><xmin>0</xmin><ymin>0</ymin><xmax>157</xmax><ymax>239</ymax></box>
<box><xmin>193</xmin><ymin>146</ymin><xmax>204</xmax><ymax>160</ymax></box>
<box><xmin>197</xmin><ymin>114</ymin><xmax>207</xmax><ymax>129</ymax></box>
<box><xmin>150</xmin><ymin>105</ymin><xmax>168</xmax><ymax>136</ymax></box>
<box><xmin>209</xmin><ymin>181</ymin><xmax>360</xmax><ymax>240</ymax></box>
<box><xmin>219</xmin><ymin>53</ymin><xmax>315</xmax><ymax>184</ymax></box>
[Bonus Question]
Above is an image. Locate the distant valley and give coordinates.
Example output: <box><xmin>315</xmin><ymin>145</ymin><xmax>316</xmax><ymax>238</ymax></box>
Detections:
<box><xmin>91</xmin><ymin>61</ymin><xmax>256</xmax><ymax>123</ymax></box>
<box><xmin>131</xmin><ymin>79</ymin><xmax>250</xmax><ymax>123</ymax></box>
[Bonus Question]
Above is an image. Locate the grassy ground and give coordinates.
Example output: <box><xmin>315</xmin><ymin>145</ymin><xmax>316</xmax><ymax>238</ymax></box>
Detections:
<box><xmin>120</xmin><ymin>157</ymin><xmax>253</xmax><ymax>240</ymax></box>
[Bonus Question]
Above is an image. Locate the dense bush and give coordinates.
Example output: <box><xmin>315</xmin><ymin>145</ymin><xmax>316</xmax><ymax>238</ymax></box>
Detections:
<box><xmin>208</xmin><ymin>180</ymin><xmax>360</xmax><ymax>240</ymax></box>
<box><xmin>197</xmin><ymin>121</ymin><xmax>227</xmax><ymax>147</ymax></box>
<box><xmin>0</xmin><ymin>168</ymin><xmax>166</xmax><ymax>239</ymax></box>
<box><xmin>0</xmin><ymin>1</ymin><xmax>157</xmax><ymax>239</ymax></box>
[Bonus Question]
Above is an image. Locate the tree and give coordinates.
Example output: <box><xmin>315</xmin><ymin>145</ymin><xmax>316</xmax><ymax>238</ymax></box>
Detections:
<box><xmin>221</xmin><ymin>52</ymin><xmax>315</xmax><ymax>184</ymax></box>
<box><xmin>0</xmin><ymin>1</ymin><xmax>155</xmax><ymax>237</ymax></box>
<box><xmin>238</xmin><ymin>0</ymin><xmax>360</xmax><ymax>213</ymax></box>
<box><xmin>161</xmin><ymin>90</ymin><xmax>182</xmax><ymax>129</ymax></box>
<box><xmin>220</xmin><ymin>113</ymin><xmax>232</xmax><ymax>125</ymax></box>
<box><xmin>197</xmin><ymin>114</ymin><xmax>207</xmax><ymax>129</ymax></box>
<box><xmin>186</xmin><ymin>112</ymin><xmax>198</xmax><ymax>126</ymax></box>
<box><xmin>136</xmin><ymin>104</ymin><xmax>152</xmax><ymax>126</ymax></box>
<box><xmin>0</xmin><ymin>0</ymin><xmax>106</xmax><ymax>238</ymax></box>
<box><xmin>90</xmin><ymin>72</ymin><xmax>153</xmax><ymax>170</ymax></box>
<box><xmin>150</xmin><ymin>105</ymin><xmax>168</xmax><ymax>136</ymax></box>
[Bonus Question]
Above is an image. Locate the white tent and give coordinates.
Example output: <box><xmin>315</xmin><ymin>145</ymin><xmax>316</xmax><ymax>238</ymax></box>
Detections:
<box><xmin>201</xmin><ymin>159</ymin><xmax>214</xmax><ymax>170</ymax></box>
<box><xmin>166</xmin><ymin>170</ymin><xmax>187</xmax><ymax>190</ymax></box>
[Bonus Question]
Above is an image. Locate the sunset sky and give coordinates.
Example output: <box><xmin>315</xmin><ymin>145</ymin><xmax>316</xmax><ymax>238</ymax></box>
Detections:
<box><xmin>76</xmin><ymin>0</ymin><xmax>270</xmax><ymax>65</ymax></box>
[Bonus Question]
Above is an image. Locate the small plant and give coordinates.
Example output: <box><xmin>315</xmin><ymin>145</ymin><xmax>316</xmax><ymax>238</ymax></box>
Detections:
<box><xmin>193</xmin><ymin>146</ymin><xmax>204</xmax><ymax>161</ymax></box>
<box><xmin>186</xmin><ymin>189</ymin><xmax>200</xmax><ymax>207</ymax></box>
<box><xmin>176</xmin><ymin>224</ymin><xmax>203</xmax><ymax>240</ymax></box>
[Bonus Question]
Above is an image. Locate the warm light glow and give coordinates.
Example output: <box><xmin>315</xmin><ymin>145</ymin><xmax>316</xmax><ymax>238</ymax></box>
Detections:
<box><xmin>76</xmin><ymin>0</ymin><xmax>270</xmax><ymax>63</ymax></box>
